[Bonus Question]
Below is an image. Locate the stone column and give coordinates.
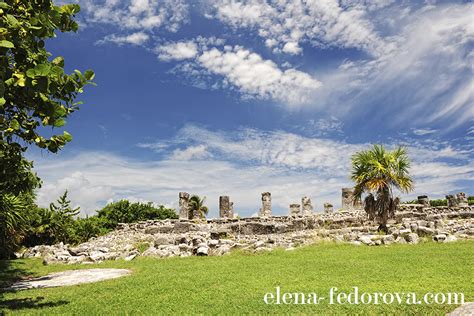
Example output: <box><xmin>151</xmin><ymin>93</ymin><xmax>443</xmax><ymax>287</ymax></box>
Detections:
<box><xmin>289</xmin><ymin>204</ymin><xmax>301</xmax><ymax>217</ymax></box>
<box><xmin>341</xmin><ymin>188</ymin><xmax>362</xmax><ymax>210</ymax></box>
<box><xmin>301</xmin><ymin>196</ymin><xmax>313</xmax><ymax>216</ymax></box>
<box><xmin>219</xmin><ymin>196</ymin><xmax>234</xmax><ymax>218</ymax></box>
<box><xmin>324</xmin><ymin>203</ymin><xmax>333</xmax><ymax>213</ymax></box>
<box><xmin>179</xmin><ymin>192</ymin><xmax>190</xmax><ymax>220</ymax></box>
<box><xmin>457</xmin><ymin>192</ymin><xmax>468</xmax><ymax>207</ymax></box>
<box><xmin>259</xmin><ymin>192</ymin><xmax>272</xmax><ymax>217</ymax></box>
<box><xmin>446</xmin><ymin>194</ymin><xmax>457</xmax><ymax>207</ymax></box>
<box><xmin>417</xmin><ymin>195</ymin><xmax>430</xmax><ymax>206</ymax></box>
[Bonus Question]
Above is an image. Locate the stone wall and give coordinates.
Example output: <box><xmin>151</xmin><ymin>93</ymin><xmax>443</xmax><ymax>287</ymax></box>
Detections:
<box><xmin>20</xmin><ymin>205</ymin><xmax>474</xmax><ymax>265</ymax></box>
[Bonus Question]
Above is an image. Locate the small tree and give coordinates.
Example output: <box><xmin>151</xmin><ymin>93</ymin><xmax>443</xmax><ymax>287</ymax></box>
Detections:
<box><xmin>188</xmin><ymin>195</ymin><xmax>209</xmax><ymax>219</ymax></box>
<box><xmin>351</xmin><ymin>145</ymin><xmax>414</xmax><ymax>233</ymax></box>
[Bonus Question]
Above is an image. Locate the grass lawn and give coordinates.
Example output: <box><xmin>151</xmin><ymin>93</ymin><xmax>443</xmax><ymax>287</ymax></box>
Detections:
<box><xmin>1</xmin><ymin>241</ymin><xmax>473</xmax><ymax>315</ymax></box>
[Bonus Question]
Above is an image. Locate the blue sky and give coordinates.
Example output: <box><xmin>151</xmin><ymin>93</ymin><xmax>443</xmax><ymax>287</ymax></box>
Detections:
<box><xmin>31</xmin><ymin>0</ymin><xmax>473</xmax><ymax>217</ymax></box>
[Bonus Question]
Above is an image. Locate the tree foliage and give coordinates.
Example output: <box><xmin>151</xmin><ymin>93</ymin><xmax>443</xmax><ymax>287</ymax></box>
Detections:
<box><xmin>97</xmin><ymin>200</ymin><xmax>178</xmax><ymax>229</ymax></box>
<box><xmin>188</xmin><ymin>195</ymin><xmax>209</xmax><ymax>219</ymax></box>
<box><xmin>0</xmin><ymin>0</ymin><xmax>94</xmax><ymax>154</ymax></box>
<box><xmin>351</xmin><ymin>145</ymin><xmax>414</xmax><ymax>231</ymax></box>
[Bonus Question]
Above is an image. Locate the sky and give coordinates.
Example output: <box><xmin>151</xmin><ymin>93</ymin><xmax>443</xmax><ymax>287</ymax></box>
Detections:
<box><xmin>30</xmin><ymin>0</ymin><xmax>474</xmax><ymax>217</ymax></box>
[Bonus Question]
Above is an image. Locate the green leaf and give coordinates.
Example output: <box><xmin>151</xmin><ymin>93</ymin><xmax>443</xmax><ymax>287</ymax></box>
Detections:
<box><xmin>84</xmin><ymin>69</ymin><xmax>95</xmax><ymax>81</ymax></box>
<box><xmin>0</xmin><ymin>81</ymin><xmax>4</xmax><ymax>97</ymax></box>
<box><xmin>52</xmin><ymin>56</ymin><xmax>65</xmax><ymax>67</ymax></box>
<box><xmin>34</xmin><ymin>64</ymin><xmax>51</xmax><ymax>76</ymax></box>
<box><xmin>0</xmin><ymin>97</ymin><xmax>5</xmax><ymax>106</ymax></box>
<box><xmin>53</xmin><ymin>119</ymin><xmax>66</xmax><ymax>127</ymax></box>
<box><xmin>0</xmin><ymin>40</ymin><xmax>14</xmax><ymax>48</ymax></box>
<box><xmin>63</xmin><ymin>131</ymin><xmax>73</xmax><ymax>142</ymax></box>
<box><xmin>0</xmin><ymin>2</ymin><xmax>10</xmax><ymax>9</ymax></box>
<box><xmin>11</xmin><ymin>119</ymin><xmax>20</xmax><ymax>130</ymax></box>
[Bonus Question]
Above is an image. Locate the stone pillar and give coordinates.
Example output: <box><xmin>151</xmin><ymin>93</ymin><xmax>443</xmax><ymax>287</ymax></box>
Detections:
<box><xmin>301</xmin><ymin>196</ymin><xmax>313</xmax><ymax>216</ymax></box>
<box><xmin>341</xmin><ymin>188</ymin><xmax>362</xmax><ymax>210</ymax></box>
<box><xmin>219</xmin><ymin>196</ymin><xmax>234</xmax><ymax>218</ymax></box>
<box><xmin>259</xmin><ymin>192</ymin><xmax>272</xmax><ymax>217</ymax></box>
<box><xmin>417</xmin><ymin>195</ymin><xmax>430</xmax><ymax>207</ymax></box>
<box><xmin>179</xmin><ymin>192</ymin><xmax>190</xmax><ymax>220</ymax></box>
<box><xmin>457</xmin><ymin>192</ymin><xmax>468</xmax><ymax>207</ymax></box>
<box><xmin>324</xmin><ymin>203</ymin><xmax>333</xmax><ymax>213</ymax></box>
<box><xmin>446</xmin><ymin>194</ymin><xmax>457</xmax><ymax>207</ymax></box>
<box><xmin>289</xmin><ymin>204</ymin><xmax>301</xmax><ymax>217</ymax></box>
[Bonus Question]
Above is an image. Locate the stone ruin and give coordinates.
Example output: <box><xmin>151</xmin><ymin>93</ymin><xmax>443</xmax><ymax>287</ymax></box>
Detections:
<box><xmin>341</xmin><ymin>188</ymin><xmax>363</xmax><ymax>210</ymax></box>
<box><xmin>417</xmin><ymin>195</ymin><xmax>430</xmax><ymax>206</ymax></box>
<box><xmin>301</xmin><ymin>196</ymin><xmax>313</xmax><ymax>216</ymax></box>
<box><xmin>447</xmin><ymin>192</ymin><xmax>469</xmax><ymax>207</ymax></box>
<box><xmin>219</xmin><ymin>196</ymin><xmax>234</xmax><ymax>219</ymax></box>
<box><xmin>17</xmin><ymin>190</ymin><xmax>472</xmax><ymax>265</ymax></box>
<box><xmin>289</xmin><ymin>204</ymin><xmax>301</xmax><ymax>217</ymax></box>
<box><xmin>259</xmin><ymin>192</ymin><xmax>272</xmax><ymax>217</ymax></box>
<box><xmin>179</xmin><ymin>192</ymin><xmax>190</xmax><ymax>220</ymax></box>
<box><xmin>324</xmin><ymin>203</ymin><xmax>333</xmax><ymax>213</ymax></box>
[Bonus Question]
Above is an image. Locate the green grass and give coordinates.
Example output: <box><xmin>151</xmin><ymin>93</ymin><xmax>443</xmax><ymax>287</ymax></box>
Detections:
<box><xmin>1</xmin><ymin>241</ymin><xmax>473</xmax><ymax>315</ymax></box>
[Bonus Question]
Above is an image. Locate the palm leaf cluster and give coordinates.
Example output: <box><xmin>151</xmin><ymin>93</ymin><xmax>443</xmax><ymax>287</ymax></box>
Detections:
<box><xmin>188</xmin><ymin>195</ymin><xmax>209</xmax><ymax>220</ymax></box>
<box><xmin>351</xmin><ymin>145</ymin><xmax>414</xmax><ymax>228</ymax></box>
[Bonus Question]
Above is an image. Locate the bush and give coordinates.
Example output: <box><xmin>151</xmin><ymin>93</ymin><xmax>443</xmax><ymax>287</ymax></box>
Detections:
<box><xmin>96</xmin><ymin>200</ymin><xmax>177</xmax><ymax>229</ymax></box>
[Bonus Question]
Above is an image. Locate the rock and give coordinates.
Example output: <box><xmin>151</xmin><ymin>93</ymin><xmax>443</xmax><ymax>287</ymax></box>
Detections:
<box><xmin>208</xmin><ymin>239</ymin><xmax>219</xmax><ymax>247</ymax></box>
<box><xmin>405</xmin><ymin>233</ymin><xmax>419</xmax><ymax>244</ymax></box>
<box><xmin>196</xmin><ymin>246</ymin><xmax>209</xmax><ymax>256</ymax></box>
<box><xmin>154</xmin><ymin>236</ymin><xmax>173</xmax><ymax>246</ymax></box>
<box><xmin>382</xmin><ymin>235</ymin><xmax>395</xmax><ymax>245</ymax></box>
<box><xmin>433</xmin><ymin>234</ymin><xmax>447</xmax><ymax>242</ymax></box>
<box><xmin>445</xmin><ymin>235</ymin><xmax>457</xmax><ymax>243</ymax></box>
<box><xmin>124</xmin><ymin>254</ymin><xmax>137</xmax><ymax>261</ymax></box>
<box><xmin>254</xmin><ymin>241</ymin><xmax>265</xmax><ymax>248</ymax></box>
<box><xmin>399</xmin><ymin>229</ymin><xmax>412</xmax><ymax>236</ymax></box>
<box><xmin>417</xmin><ymin>226</ymin><xmax>434</xmax><ymax>237</ymax></box>
<box><xmin>359</xmin><ymin>235</ymin><xmax>373</xmax><ymax>245</ymax></box>
<box><xmin>395</xmin><ymin>236</ymin><xmax>407</xmax><ymax>244</ymax></box>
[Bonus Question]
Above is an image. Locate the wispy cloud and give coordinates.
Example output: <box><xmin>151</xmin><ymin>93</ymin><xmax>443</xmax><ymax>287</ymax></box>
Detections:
<box><xmin>33</xmin><ymin>125</ymin><xmax>473</xmax><ymax>217</ymax></box>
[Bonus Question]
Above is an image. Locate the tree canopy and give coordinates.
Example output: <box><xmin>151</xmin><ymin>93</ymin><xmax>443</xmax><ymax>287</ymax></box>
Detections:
<box><xmin>351</xmin><ymin>144</ymin><xmax>414</xmax><ymax>231</ymax></box>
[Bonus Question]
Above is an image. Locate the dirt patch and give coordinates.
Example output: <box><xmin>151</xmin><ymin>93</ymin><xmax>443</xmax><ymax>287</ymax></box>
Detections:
<box><xmin>7</xmin><ymin>268</ymin><xmax>131</xmax><ymax>291</ymax></box>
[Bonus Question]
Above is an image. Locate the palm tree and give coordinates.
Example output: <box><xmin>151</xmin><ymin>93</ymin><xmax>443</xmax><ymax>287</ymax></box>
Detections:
<box><xmin>188</xmin><ymin>195</ymin><xmax>209</xmax><ymax>220</ymax></box>
<box><xmin>351</xmin><ymin>144</ymin><xmax>414</xmax><ymax>233</ymax></box>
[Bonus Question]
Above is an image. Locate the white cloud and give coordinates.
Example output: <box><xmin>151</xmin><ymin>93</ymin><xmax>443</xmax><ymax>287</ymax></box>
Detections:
<box><xmin>97</xmin><ymin>32</ymin><xmax>149</xmax><ymax>46</ymax></box>
<box><xmin>78</xmin><ymin>0</ymin><xmax>189</xmax><ymax>33</ymax></box>
<box><xmin>158</xmin><ymin>42</ymin><xmax>322</xmax><ymax>106</ymax></box>
<box><xmin>315</xmin><ymin>4</ymin><xmax>474</xmax><ymax>129</ymax></box>
<box><xmin>155</xmin><ymin>41</ymin><xmax>198</xmax><ymax>61</ymax></box>
<box><xmin>170</xmin><ymin>145</ymin><xmax>211</xmax><ymax>160</ymax></box>
<box><xmin>33</xmin><ymin>126</ymin><xmax>473</xmax><ymax>217</ymax></box>
<box><xmin>207</xmin><ymin>0</ymin><xmax>388</xmax><ymax>56</ymax></box>
<box><xmin>412</xmin><ymin>128</ymin><xmax>437</xmax><ymax>136</ymax></box>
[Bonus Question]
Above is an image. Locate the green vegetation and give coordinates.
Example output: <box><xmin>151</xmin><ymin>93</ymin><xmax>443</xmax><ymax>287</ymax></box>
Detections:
<box><xmin>403</xmin><ymin>198</ymin><xmax>474</xmax><ymax>206</ymax></box>
<box><xmin>0</xmin><ymin>0</ymin><xmax>93</xmax><ymax>259</ymax></box>
<box><xmin>188</xmin><ymin>194</ymin><xmax>209</xmax><ymax>219</ymax></box>
<box><xmin>1</xmin><ymin>242</ymin><xmax>472</xmax><ymax>314</ymax></box>
<box><xmin>351</xmin><ymin>145</ymin><xmax>413</xmax><ymax>232</ymax></box>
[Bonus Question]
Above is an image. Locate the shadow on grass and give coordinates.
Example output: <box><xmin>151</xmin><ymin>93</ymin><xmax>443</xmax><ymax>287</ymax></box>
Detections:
<box><xmin>0</xmin><ymin>260</ymin><xmax>70</xmax><ymax>312</ymax></box>
<box><xmin>0</xmin><ymin>297</ymin><xmax>69</xmax><ymax>310</ymax></box>
<box><xmin>0</xmin><ymin>259</ymin><xmax>31</xmax><ymax>288</ymax></box>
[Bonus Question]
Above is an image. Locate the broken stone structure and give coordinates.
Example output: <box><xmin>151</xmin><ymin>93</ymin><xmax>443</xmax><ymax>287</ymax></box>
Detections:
<box><xmin>179</xmin><ymin>192</ymin><xmax>190</xmax><ymax>220</ymax></box>
<box><xmin>219</xmin><ymin>196</ymin><xmax>234</xmax><ymax>218</ymax></box>
<box><xmin>259</xmin><ymin>192</ymin><xmax>272</xmax><ymax>217</ymax></box>
<box><xmin>289</xmin><ymin>204</ymin><xmax>301</xmax><ymax>217</ymax></box>
<box><xmin>447</xmin><ymin>192</ymin><xmax>469</xmax><ymax>207</ymax></box>
<box><xmin>301</xmin><ymin>196</ymin><xmax>313</xmax><ymax>216</ymax></box>
<box><xmin>324</xmin><ymin>203</ymin><xmax>333</xmax><ymax>213</ymax></box>
<box><xmin>341</xmin><ymin>188</ymin><xmax>363</xmax><ymax>210</ymax></box>
<box><xmin>457</xmin><ymin>192</ymin><xmax>468</xmax><ymax>207</ymax></box>
<box><xmin>417</xmin><ymin>195</ymin><xmax>430</xmax><ymax>207</ymax></box>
